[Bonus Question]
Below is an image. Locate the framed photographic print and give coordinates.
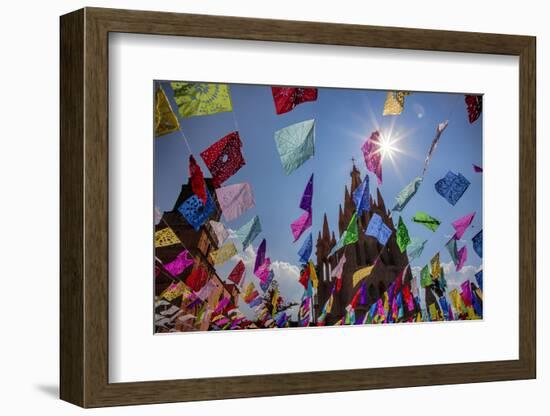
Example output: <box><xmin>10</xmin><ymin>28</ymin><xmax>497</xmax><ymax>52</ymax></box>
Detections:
<box><xmin>60</xmin><ymin>7</ymin><xmax>536</xmax><ymax>408</ymax></box>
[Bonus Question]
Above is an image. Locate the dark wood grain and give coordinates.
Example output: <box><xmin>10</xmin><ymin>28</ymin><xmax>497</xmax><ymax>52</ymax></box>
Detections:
<box><xmin>60</xmin><ymin>7</ymin><xmax>536</xmax><ymax>408</ymax></box>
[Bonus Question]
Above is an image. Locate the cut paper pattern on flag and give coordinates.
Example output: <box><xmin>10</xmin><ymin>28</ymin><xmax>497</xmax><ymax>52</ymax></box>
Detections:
<box><xmin>430</xmin><ymin>252</ymin><xmax>441</xmax><ymax>279</ymax></box>
<box><xmin>291</xmin><ymin>210</ymin><xmax>312</xmax><ymax>242</ymax></box>
<box><xmin>407</xmin><ymin>238</ymin><xmax>427</xmax><ymax>261</ymax></box>
<box><xmin>383</xmin><ymin>91</ymin><xmax>410</xmax><ymax>116</ymax></box>
<box><xmin>189</xmin><ymin>155</ymin><xmax>207</xmax><ymax>204</ymax></box>
<box><xmin>227</xmin><ymin>260</ymin><xmax>245</xmax><ymax>286</ymax></box>
<box><xmin>365</xmin><ymin>213</ymin><xmax>392</xmax><ymax>246</ymax></box>
<box><xmin>412</xmin><ymin>211</ymin><xmax>441</xmax><ymax>232</ymax></box>
<box><xmin>300</xmin><ymin>174</ymin><xmax>314</xmax><ymax>211</ymax></box>
<box><xmin>163</xmin><ymin>250</ymin><xmax>194</xmax><ymax>277</ymax></box>
<box><xmin>209</xmin><ymin>220</ymin><xmax>229</xmax><ymax>245</ymax></box>
<box><xmin>473</xmin><ymin>164</ymin><xmax>483</xmax><ymax>173</ymax></box>
<box><xmin>452</xmin><ymin>212</ymin><xmax>476</xmax><ymax>240</ymax></box>
<box><xmin>216</xmin><ymin>182</ymin><xmax>255</xmax><ymax>222</ymax></box>
<box><xmin>200</xmin><ymin>131</ymin><xmax>246</xmax><ymax>187</ymax></box>
<box><xmin>171</xmin><ymin>82</ymin><xmax>233</xmax><ymax>118</ymax></box>
<box><xmin>161</xmin><ymin>281</ymin><xmax>188</xmax><ymax>302</ymax></box>
<box><xmin>392</xmin><ymin>176</ymin><xmax>423</xmax><ymax>211</ymax></box>
<box><xmin>209</xmin><ymin>242</ymin><xmax>237</xmax><ymax>265</ymax></box>
<box><xmin>422</xmin><ymin>120</ymin><xmax>449</xmax><ymax>176</ymax></box>
<box><xmin>274</xmin><ymin>119</ymin><xmax>315</xmax><ymax>175</ymax></box>
<box><xmin>154</xmin><ymin>86</ymin><xmax>180</xmax><ymax>137</ymax></box>
<box><xmin>352</xmin><ymin>265</ymin><xmax>375</xmax><ymax>287</ymax></box>
<box><xmin>298</xmin><ymin>233</ymin><xmax>313</xmax><ymax>264</ymax></box>
<box><xmin>446</xmin><ymin>238</ymin><xmax>460</xmax><ymax>266</ymax></box>
<box><xmin>396</xmin><ymin>216</ymin><xmax>411</xmax><ymax>253</ymax></box>
<box><xmin>435</xmin><ymin>171</ymin><xmax>470</xmax><ymax>206</ymax></box>
<box><xmin>352</xmin><ymin>175</ymin><xmax>370</xmax><ymax>215</ymax></box>
<box><xmin>272</xmin><ymin>87</ymin><xmax>318</xmax><ymax>115</ymax></box>
<box><xmin>465</xmin><ymin>95</ymin><xmax>482</xmax><ymax>124</ymax></box>
<box><xmin>186</xmin><ymin>266</ymin><xmax>208</xmax><ymax>292</ymax></box>
<box><xmin>362</xmin><ymin>131</ymin><xmax>383</xmax><ymax>184</ymax></box>
<box><xmin>343</xmin><ymin>212</ymin><xmax>359</xmax><ymax>246</ymax></box>
<box><xmin>155</xmin><ymin>227</ymin><xmax>181</xmax><ymax>248</ymax></box>
<box><xmin>235</xmin><ymin>215</ymin><xmax>262</xmax><ymax>250</ymax></box>
<box><xmin>254</xmin><ymin>239</ymin><xmax>267</xmax><ymax>273</ymax></box>
<box><xmin>178</xmin><ymin>189</ymin><xmax>216</xmax><ymax>231</ymax></box>
<box><xmin>456</xmin><ymin>246</ymin><xmax>468</xmax><ymax>271</ymax></box>
<box><xmin>472</xmin><ymin>230</ymin><xmax>483</xmax><ymax>258</ymax></box>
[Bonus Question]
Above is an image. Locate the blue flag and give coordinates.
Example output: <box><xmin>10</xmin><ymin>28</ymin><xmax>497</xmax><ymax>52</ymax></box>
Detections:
<box><xmin>435</xmin><ymin>171</ymin><xmax>470</xmax><ymax>205</ymax></box>
<box><xmin>475</xmin><ymin>270</ymin><xmax>483</xmax><ymax>291</ymax></box>
<box><xmin>439</xmin><ymin>296</ymin><xmax>449</xmax><ymax>321</ymax></box>
<box><xmin>352</xmin><ymin>176</ymin><xmax>370</xmax><ymax>215</ymax></box>
<box><xmin>178</xmin><ymin>190</ymin><xmax>215</xmax><ymax>231</ymax></box>
<box><xmin>298</xmin><ymin>233</ymin><xmax>313</xmax><ymax>264</ymax></box>
<box><xmin>365</xmin><ymin>213</ymin><xmax>392</xmax><ymax>245</ymax></box>
<box><xmin>472</xmin><ymin>230</ymin><xmax>483</xmax><ymax>258</ymax></box>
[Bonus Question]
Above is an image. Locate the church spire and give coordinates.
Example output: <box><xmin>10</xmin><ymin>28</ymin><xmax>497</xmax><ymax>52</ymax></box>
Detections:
<box><xmin>350</xmin><ymin>158</ymin><xmax>362</xmax><ymax>193</ymax></box>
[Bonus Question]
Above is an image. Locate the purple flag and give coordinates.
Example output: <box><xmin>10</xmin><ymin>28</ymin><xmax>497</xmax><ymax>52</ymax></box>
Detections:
<box><xmin>473</xmin><ymin>164</ymin><xmax>483</xmax><ymax>173</ymax></box>
<box><xmin>300</xmin><ymin>174</ymin><xmax>314</xmax><ymax>212</ymax></box>
<box><xmin>254</xmin><ymin>239</ymin><xmax>267</xmax><ymax>273</ymax></box>
<box><xmin>456</xmin><ymin>246</ymin><xmax>468</xmax><ymax>271</ymax></box>
<box><xmin>362</xmin><ymin>131</ymin><xmax>383</xmax><ymax>185</ymax></box>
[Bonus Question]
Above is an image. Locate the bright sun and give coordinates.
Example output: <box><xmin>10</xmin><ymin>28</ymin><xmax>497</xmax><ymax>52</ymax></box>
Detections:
<box><xmin>378</xmin><ymin>132</ymin><xmax>399</xmax><ymax>162</ymax></box>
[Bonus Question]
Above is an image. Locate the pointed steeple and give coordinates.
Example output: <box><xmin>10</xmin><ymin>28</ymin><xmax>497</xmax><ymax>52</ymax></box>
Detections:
<box><xmin>350</xmin><ymin>159</ymin><xmax>362</xmax><ymax>193</ymax></box>
<box><xmin>338</xmin><ymin>204</ymin><xmax>345</xmax><ymax>235</ymax></box>
<box><xmin>376</xmin><ymin>188</ymin><xmax>386</xmax><ymax>213</ymax></box>
<box><xmin>322</xmin><ymin>213</ymin><xmax>331</xmax><ymax>241</ymax></box>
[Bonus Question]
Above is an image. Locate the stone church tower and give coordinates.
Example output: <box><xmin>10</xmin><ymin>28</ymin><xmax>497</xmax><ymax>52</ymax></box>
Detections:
<box><xmin>314</xmin><ymin>163</ymin><xmax>417</xmax><ymax>324</ymax></box>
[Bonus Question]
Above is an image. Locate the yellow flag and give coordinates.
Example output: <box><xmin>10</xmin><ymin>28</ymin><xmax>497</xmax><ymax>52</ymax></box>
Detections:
<box><xmin>272</xmin><ymin>287</ymin><xmax>279</xmax><ymax>309</ymax></box>
<box><xmin>170</xmin><ymin>82</ymin><xmax>233</xmax><ymax>118</ymax></box>
<box><xmin>383</xmin><ymin>291</ymin><xmax>389</xmax><ymax>313</ymax></box>
<box><xmin>209</xmin><ymin>242</ymin><xmax>237</xmax><ymax>265</ymax></box>
<box><xmin>242</xmin><ymin>282</ymin><xmax>254</xmax><ymax>301</ymax></box>
<box><xmin>416</xmin><ymin>311</ymin><xmax>423</xmax><ymax>322</ymax></box>
<box><xmin>308</xmin><ymin>260</ymin><xmax>318</xmax><ymax>289</ymax></box>
<box><xmin>155</xmin><ymin>86</ymin><xmax>180</xmax><ymax>137</ymax></box>
<box><xmin>429</xmin><ymin>303</ymin><xmax>438</xmax><ymax>321</ymax></box>
<box><xmin>325</xmin><ymin>294</ymin><xmax>334</xmax><ymax>313</ymax></box>
<box><xmin>475</xmin><ymin>287</ymin><xmax>483</xmax><ymax>301</ymax></box>
<box><xmin>430</xmin><ymin>252</ymin><xmax>441</xmax><ymax>279</ymax></box>
<box><xmin>352</xmin><ymin>265</ymin><xmax>375</xmax><ymax>287</ymax></box>
<box><xmin>467</xmin><ymin>306</ymin><xmax>477</xmax><ymax>320</ymax></box>
<box><xmin>383</xmin><ymin>91</ymin><xmax>410</xmax><ymax>116</ymax></box>
<box><xmin>155</xmin><ymin>227</ymin><xmax>181</xmax><ymax>248</ymax></box>
<box><xmin>160</xmin><ymin>281</ymin><xmax>188</xmax><ymax>301</ymax></box>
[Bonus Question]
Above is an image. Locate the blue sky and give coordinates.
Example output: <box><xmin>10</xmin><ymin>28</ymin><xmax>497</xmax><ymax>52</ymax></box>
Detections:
<box><xmin>155</xmin><ymin>82</ymin><xmax>482</xmax><ymax>319</ymax></box>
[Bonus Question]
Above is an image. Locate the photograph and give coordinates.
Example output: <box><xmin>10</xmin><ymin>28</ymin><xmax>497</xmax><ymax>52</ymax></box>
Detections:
<box><xmin>153</xmin><ymin>82</ymin><xmax>483</xmax><ymax>333</ymax></box>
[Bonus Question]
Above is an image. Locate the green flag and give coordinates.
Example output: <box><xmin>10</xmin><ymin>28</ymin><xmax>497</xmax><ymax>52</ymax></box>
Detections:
<box><xmin>392</xmin><ymin>176</ymin><xmax>423</xmax><ymax>212</ymax></box>
<box><xmin>421</xmin><ymin>265</ymin><xmax>432</xmax><ymax>288</ymax></box>
<box><xmin>343</xmin><ymin>212</ymin><xmax>359</xmax><ymax>246</ymax></box>
<box><xmin>396</xmin><ymin>216</ymin><xmax>410</xmax><ymax>252</ymax></box>
<box><xmin>412</xmin><ymin>211</ymin><xmax>441</xmax><ymax>232</ymax></box>
<box><xmin>171</xmin><ymin>82</ymin><xmax>233</xmax><ymax>118</ymax></box>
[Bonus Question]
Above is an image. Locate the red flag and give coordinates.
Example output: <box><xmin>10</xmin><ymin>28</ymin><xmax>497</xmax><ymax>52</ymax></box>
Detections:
<box><xmin>200</xmin><ymin>131</ymin><xmax>246</xmax><ymax>187</ymax></box>
<box><xmin>189</xmin><ymin>155</ymin><xmax>207</xmax><ymax>204</ymax></box>
<box><xmin>227</xmin><ymin>260</ymin><xmax>245</xmax><ymax>285</ymax></box>
<box><xmin>186</xmin><ymin>266</ymin><xmax>208</xmax><ymax>292</ymax></box>
<box><xmin>271</xmin><ymin>87</ymin><xmax>318</xmax><ymax>115</ymax></box>
<box><xmin>465</xmin><ymin>95</ymin><xmax>482</xmax><ymax>124</ymax></box>
<box><xmin>299</xmin><ymin>265</ymin><xmax>310</xmax><ymax>289</ymax></box>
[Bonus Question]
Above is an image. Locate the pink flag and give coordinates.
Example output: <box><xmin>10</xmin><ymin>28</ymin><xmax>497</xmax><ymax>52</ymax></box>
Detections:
<box><xmin>215</xmin><ymin>182</ymin><xmax>255</xmax><ymax>222</ymax></box>
<box><xmin>362</xmin><ymin>131</ymin><xmax>383</xmax><ymax>185</ymax></box>
<box><xmin>291</xmin><ymin>210</ymin><xmax>312</xmax><ymax>241</ymax></box>
<box><xmin>163</xmin><ymin>250</ymin><xmax>194</xmax><ymax>277</ymax></box>
<box><xmin>456</xmin><ymin>246</ymin><xmax>468</xmax><ymax>271</ymax></box>
<box><xmin>254</xmin><ymin>258</ymin><xmax>272</xmax><ymax>283</ymax></box>
<box><xmin>452</xmin><ymin>212</ymin><xmax>476</xmax><ymax>240</ymax></box>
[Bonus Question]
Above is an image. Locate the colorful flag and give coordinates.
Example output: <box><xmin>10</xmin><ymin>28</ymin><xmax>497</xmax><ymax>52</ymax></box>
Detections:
<box><xmin>352</xmin><ymin>264</ymin><xmax>375</xmax><ymax>287</ymax></box>
<box><xmin>392</xmin><ymin>177</ymin><xmax>423</xmax><ymax>212</ymax></box>
<box><xmin>210</xmin><ymin>242</ymin><xmax>237</xmax><ymax>265</ymax></box>
<box><xmin>412</xmin><ymin>211</ymin><xmax>441</xmax><ymax>232</ymax></box>
<box><xmin>330</xmin><ymin>253</ymin><xmax>347</xmax><ymax>291</ymax></box>
<box><xmin>254</xmin><ymin>239</ymin><xmax>267</xmax><ymax>273</ymax></box>
<box><xmin>407</xmin><ymin>238</ymin><xmax>427</xmax><ymax>261</ymax></box>
<box><xmin>200</xmin><ymin>131</ymin><xmax>246</xmax><ymax>187</ymax></box>
<box><xmin>163</xmin><ymin>250</ymin><xmax>194</xmax><ymax>277</ymax></box>
<box><xmin>235</xmin><ymin>215</ymin><xmax>262</xmax><ymax>250</ymax></box>
<box><xmin>452</xmin><ymin>212</ymin><xmax>476</xmax><ymax>239</ymax></box>
<box><xmin>255</xmin><ymin>258</ymin><xmax>272</xmax><ymax>283</ymax></box>
<box><xmin>362</xmin><ymin>130</ymin><xmax>383</xmax><ymax>184</ymax></box>
<box><xmin>365</xmin><ymin>213</ymin><xmax>392</xmax><ymax>246</ymax></box>
<box><xmin>298</xmin><ymin>233</ymin><xmax>313</xmax><ymax>264</ymax></box>
<box><xmin>475</xmin><ymin>269</ymin><xmax>483</xmax><ymax>291</ymax></box>
<box><xmin>472</xmin><ymin>230</ymin><xmax>483</xmax><ymax>258</ymax></box>
<box><xmin>299</xmin><ymin>264</ymin><xmax>311</xmax><ymax>289</ymax></box>
<box><xmin>430</xmin><ymin>252</ymin><xmax>441</xmax><ymax>279</ymax></box>
<box><xmin>209</xmin><ymin>220</ymin><xmax>229</xmax><ymax>245</ymax></box>
<box><xmin>308</xmin><ymin>260</ymin><xmax>318</xmax><ymax>289</ymax></box>
<box><xmin>383</xmin><ymin>91</ymin><xmax>410</xmax><ymax>116</ymax></box>
<box><xmin>227</xmin><ymin>260</ymin><xmax>245</xmax><ymax>285</ymax></box>
<box><xmin>446</xmin><ymin>238</ymin><xmax>459</xmax><ymax>266</ymax></box>
<box><xmin>352</xmin><ymin>175</ymin><xmax>371</xmax><ymax>215</ymax></box>
<box><xmin>189</xmin><ymin>155</ymin><xmax>207</xmax><ymax>204</ymax></box>
<box><xmin>185</xmin><ymin>266</ymin><xmax>208</xmax><ymax>292</ymax></box>
<box><xmin>456</xmin><ymin>246</ymin><xmax>468</xmax><ymax>271</ymax></box>
<box><xmin>215</xmin><ymin>182</ymin><xmax>255</xmax><ymax>222</ymax></box>
<box><xmin>300</xmin><ymin>174</ymin><xmax>314</xmax><ymax>211</ymax></box>
<box><xmin>460</xmin><ymin>280</ymin><xmax>473</xmax><ymax>306</ymax></box>
<box><xmin>178</xmin><ymin>189</ymin><xmax>216</xmax><ymax>231</ymax></box>
<box><xmin>171</xmin><ymin>82</ymin><xmax>232</xmax><ymax>118</ymax></box>
<box><xmin>421</xmin><ymin>264</ymin><xmax>432</xmax><ymax>288</ymax></box>
<box><xmin>154</xmin><ymin>227</ymin><xmax>181</xmax><ymax>248</ymax></box>
<box><xmin>160</xmin><ymin>281</ymin><xmax>188</xmax><ymax>301</ymax></box>
<box><xmin>274</xmin><ymin>119</ymin><xmax>315</xmax><ymax>175</ymax></box>
<box><xmin>343</xmin><ymin>212</ymin><xmax>359</xmax><ymax>245</ymax></box>
<box><xmin>396</xmin><ymin>216</ymin><xmax>410</xmax><ymax>253</ymax></box>
<box><xmin>196</xmin><ymin>279</ymin><xmax>218</xmax><ymax>301</ymax></box>
<box><xmin>465</xmin><ymin>95</ymin><xmax>482</xmax><ymax>124</ymax></box>
<box><xmin>291</xmin><ymin>210</ymin><xmax>312</xmax><ymax>242</ymax></box>
<box><xmin>271</xmin><ymin>87</ymin><xmax>318</xmax><ymax>115</ymax></box>
<box><xmin>154</xmin><ymin>86</ymin><xmax>180</xmax><ymax>137</ymax></box>
<box><xmin>422</xmin><ymin>120</ymin><xmax>449</xmax><ymax>176</ymax></box>
<box><xmin>473</xmin><ymin>164</ymin><xmax>483</xmax><ymax>173</ymax></box>
<box><xmin>260</xmin><ymin>270</ymin><xmax>274</xmax><ymax>292</ymax></box>
<box><xmin>429</xmin><ymin>303</ymin><xmax>439</xmax><ymax>321</ymax></box>
<box><xmin>435</xmin><ymin>171</ymin><xmax>470</xmax><ymax>206</ymax></box>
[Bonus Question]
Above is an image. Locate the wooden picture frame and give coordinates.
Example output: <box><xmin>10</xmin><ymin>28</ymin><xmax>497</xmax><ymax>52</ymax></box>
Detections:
<box><xmin>60</xmin><ymin>7</ymin><xmax>536</xmax><ymax>408</ymax></box>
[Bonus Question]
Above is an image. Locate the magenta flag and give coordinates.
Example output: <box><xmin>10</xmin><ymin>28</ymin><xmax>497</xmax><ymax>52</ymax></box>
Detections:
<box><xmin>163</xmin><ymin>250</ymin><xmax>194</xmax><ymax>277</ymax></box>
<box><xmin>473</xmin><ymin>164</ymin><xmax>483</xmax><ymax>173</ymax></box>
<box><xmin>254</xmin><ymin>258</ymin><xmax>272</xmax><ymax>283</ymax></box>
<box><xmin>362</xmin><ymin>131</ymin><xmax>383</xmax><ymax>185</ymax></box>
<box><xmin>452</xmin><ymin>212</ymin><xmax>476</xmax><ymax>240</ymax></box>
<box><xmin>291</xmin><ymin>210</ymin><xmax>312</xmax><ymax>241</ymax></box>
<box><xmin>456</xmin><ymin>246</ymin><xmax>468</xmax><ymax>271</ymax></box>
<box><xmin>460</xmin><ymin>280</ymin><xmax>473</xmax><ymax>306</ymax></box>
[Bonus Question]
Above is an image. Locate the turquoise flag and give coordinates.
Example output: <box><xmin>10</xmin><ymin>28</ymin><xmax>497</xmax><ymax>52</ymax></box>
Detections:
<box><xmin>274</xmin><ymin>119</ymin><xmax>315</xmax><ymax>175</ymax></box>
<box><xmin>235</xmin><ymin>215</ymin><xmax>262</xmax><ymax>250</ymax></box>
